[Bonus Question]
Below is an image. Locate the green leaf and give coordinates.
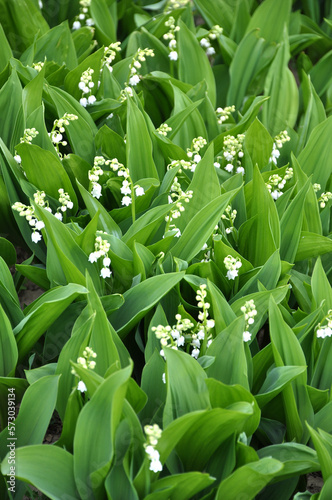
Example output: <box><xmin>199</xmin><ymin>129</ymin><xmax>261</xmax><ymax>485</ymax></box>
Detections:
<box><xmin>109</xmin><ymin>272</ymin><xmax>184</xmax><ymax>338</ymax></box>
<box><xmin>0</xmin><ymin>375</ymin><xmax>60</xmax><ymax>457</ymax></box>
<box><xmin>295</xmin><ymin>232</ymin><xmax>332</xmax><ymax>262</ymax></box>
<box><xmin>126</xmin><ymin>96</ymin><xmax>159</xmax><ymax>182</ymax></box>
<box><xmin>77</xmin><ymin>181</ymin><xmax>122</xmax><ymax>238</ymax></box>
<box><xmin>0</xmin><ymin>304</ymin><xmax>17</xmax><ymax>377</ymax></box>
<box><xmin>206</xmin><ymin>315</ymin><xmax>249</xmax><ymax>389</ymax></box>
<box><xmin>262</xmin><ymin>36</ymin><xmax>299</xmax><ymax>136</ymax></box>
<box><xmin>73</xmin><ymin>364</ymin><xmax>132</xmax><ymax>498</ymax></box>
<box><xmin>255</xmin><ymin>366</ymin><xmax>307</xmax><ymax>409</ymax></box>
<box><xmin>90</xmin><ymin>0</ymin><xmax>117</xmax><ymax>45</ymax></box>
<box><xmin>280</xmin><ymin>179</ymin><xmax>310</xmax><ymax>263</ymax></box>
<box><xmin>0</xmin><ymin>237</ymin><xmax>16</xmax><ymax>268</ymax></box>
<box><xmin>297</xmin><ymin>115</ymin><xmax>332</xmax><ymax>189</ymax></box>
<box><xmin>172</xmin><ymin>189</ymin><xmax>240</xmax><ymax>263</ymax></box>
<box><xmin>216</xmin><ymin>458</ymin><xmax>283</xmax><ymax>500</ymax></box>
<box><xmin>1</xmin><ymin>445</ymin><xmax>79</xmax><ymax>500</ymax></box>
<box><xmin>269</xmin><ymin>297</ymin><xmax>314</xmax><ymax>443</ymax></box>
<box><xmin>306</xmin><ymin>424</ymin><xmax>332</xmax><ymax>482</ymax></box>
<box><xmin>0</xmin><ymin>24</ymin><xmax>12</xmax><ymax>73</ymax></box>
<box><xmin>244</xmin><ymin>118</ymin><xmax>273</xmax><ymax>171</ymax></box>
<box><xmin>16</xmin><ymin>143</ymin><xmax>78</xmax><ymax>210</ymax></box>
<box><xmin>149</xmin><ymin>472</ymin><xmax>215</xmax><ymax>500</ymax></box>
<box><xmin>178</xmin><ymin>20</ymin><xmax>216</xmax><ymax>106</ymax></box>
<box><xmin>163</xmin><ymin>348</ymin><xmax>210</xmax><ymax>427</ymax></box>
<box><xmin>246</xmin><ymin>0</ymin><xmax>291</xmax><ymax>43</ymax></box>
<box><xmin>311</xmin><ymin>257</ymin><xmax>332</xmax><ymax>313</ymax></box>
<box><xmin>0</xmin><ymin>69</ymin><xmax>22</xmax><ymax>150</ymax></box>
<box><xmin>14</xmin><ymin>284</ymin><xmax>88</xmax><ymax>362</ymax></box>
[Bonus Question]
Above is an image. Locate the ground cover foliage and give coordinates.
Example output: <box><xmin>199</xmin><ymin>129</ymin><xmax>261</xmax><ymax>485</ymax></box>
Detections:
<box><xmin>0</xmin><ymin>0</ymin><xmax>332</xmax><ymax>498</ymax></box>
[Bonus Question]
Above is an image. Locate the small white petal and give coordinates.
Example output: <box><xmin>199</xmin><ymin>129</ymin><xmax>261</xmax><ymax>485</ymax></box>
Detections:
<box><xmin>100</xmin><ymin>267</ymin><xmax>111</xmax><ymax>279</ymax></box>
<box><xmin>35</xmin><ymin>220</ymin><xmax>45</xmax><ymax>230</ymax></box>
<box><xmin>77</xmin><ymin>381</ymin><xmax>87</xmax><ymax>392</ymax></box>
<box><xmin>31</xmin><ymin>231</ymin><xmax>42</xmax><ymax>243</ymax></box>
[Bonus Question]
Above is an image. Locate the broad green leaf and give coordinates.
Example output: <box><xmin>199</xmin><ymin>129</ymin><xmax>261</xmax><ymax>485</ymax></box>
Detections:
<box><xmin>269</xmin><ymin>297</ymin><xmax>314</xmax><ymax>443</ymax></box>
<box><xmin>227</xmin><ymin>29</ymin><xmax>268</xmax><ymax>109</ymax></box>
<box><xmin>178</xmin><ymin>20</ymin><xmax>216</xmax><ymax>106</ymax></box>
<box><xmin>216</xmin><ymin>458</ymin><xmax>283</xmax><ymax>500</ymax></box>
<box><xmin>239</xmin><ymin>166</ymin><xmax>280</xmax><ymax>266</ymax></box>
<box><xmin>149</xmin><ymin>472</ymin><xmax>215</xmax><ymax>500</ymax></box>
<box><xmin>121</xmin><ymin>204</ymin><xmax>172</xmax><ymax>248</ymax></box>
<box><xmin>1</xmin><ymin>445</ymin><xmax>79</xmax><ymax>500</ymax></box>
<box><xmin>109</xmin><ymin>272</ymin><xmax>184</xmax><ymax>338</ymax></box>
<box><xmin>246</xmin><ymin>0</ymin><xmax>291</xmax><ymax>43</ymax></box>
<box><xmin>0</xmin><ymin>375</ymin><xmax>60</xmax><ymax>458</ymax></box>
<box><xmin>280</xmin><ymin>179</ymin><xmax>310</xmax><ymax>263</ymax></box>
<box><xmin>206</xmin><ymin>378</ymin><xmax>260</xmax><ymax>436</ymax></box>
<box><xmin>126</xmin><ymin>96</ymin><xmax>159</xmax><ymax>182</ymax></box>
<box><xmin>64</xmin><ymin>46</ymin><xmax>104</xmax><ymax>100</ymax></box>
<box><xmin>255</xmin><ymin>366</ymin><xmax>307</xmax><ymax>409</ymax></box>
<box><xmin>20</xmin><ymin>22</ymin><xmax>76</xmax><ymax>69</ymax></box>
<box><xmin>262</xmin><ymin>37</ymin><xmax>299</xmax><ymax>136</ymax></box>
<box><xmin>309</xmin><ymin>49</ymin><xmax>332</xmax><ymax>97</ymax></box>
<box><xmin>47</xmin><ymin>85</ymin><xmax>97</xmax><ymax>163</ymax></box>
<box><xmin>16</xmin><ymin>143</ymin><xmax>78</xmax><ymax>210</ymax></box>
<box><xmin>159</xmin><ymin>405</ymin><xmax>255</xmax><ymax>472</ymax></box>
<box><xmin>140</xmin><ymin>350</ymin><xmax>167</xmax><ymax>425</ymax></box>
<box><xmin>311</xmin><ymin>257</ymin><xmax>332</xmax><ymax>313</ymax></box>
<box><xmin>0</xmin><ymin>69</ymin><xmax>22</xmax><ymax>150</ymax></box>
<box><xmin>297</xmin><ymin>115</ymin><xmax>332</xmax><ymax>189</ymax></box>
<box><xmin>77</xmin><ymin>181</ymin><xmax>122</xmax><ymax>238</ymax></box>
<box><xmin>73</xmin><ymin>365</ymin><xmax>132</xmax><ymax>498</ymax></box>
<box><xmin>14</xmin><ymin>284</ymin><xmax>88</xmax><ymax>362</ymax></box>
<box><xmin>0</xmin><ymin>304</ymin><xmax>17</xmax><ymax>377</ymax></box>
<box><xmin>206</xmin><ymin>315</ymin><xmax>249</xmax><ymax>390</ymax></box>
<box><xmin>90</xmin><ymin>0</ymin><xmax>117</xmax><ymax>45</ymax></box>
<box><xmin>207</xmin><ymin>279</ymin><xmax>237</xmax><ymax>331</ymax></box>
<box><xmin>295</xmin><ymin>232</ymin><xmax>332</xmax><ymax>261</ymax></box>
<box><xmin>258</xmin><ymin>442</ymin><xmax>319</xmax><ymax>479</ymax></box>
<box><xmin>0</xmin><ymin>256</ymin><xmax>23</xmax><ymax>327</ymax></box>
<box><xmin>163</xmin><ymin>348</ymin><xmax>210</xmax><ymax>427</ymax></box>
<box><xmin>0</xmin><ymin>24</ymin><xmax>12</xmax><ymax>72</ymax></box>
<box><xmin>192</xmin><ymin>0</ymin><xmax>234</xmax><ymax>33</ymax></box>
<box><xmin>172</xmin><ymin>189</ymin><xmax>240</xmax><ymax>262</ymax></box>
<box><xmin>244</xmin><ymin>118</ymin><xmax>273</xmax><ymax>171</ymax></box>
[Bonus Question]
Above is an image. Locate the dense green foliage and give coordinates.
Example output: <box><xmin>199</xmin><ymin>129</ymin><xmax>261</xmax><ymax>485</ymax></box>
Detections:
<box><xmin>0</xmin><ymin>0</ymin><xmax>332</xmax><ymax>498</ymax></box>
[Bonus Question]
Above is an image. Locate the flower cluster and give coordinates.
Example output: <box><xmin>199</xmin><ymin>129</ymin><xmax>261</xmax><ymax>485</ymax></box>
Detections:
<box><xmin>224</xmin><ymin>254</ymin><xmax>242</xmax><ymax>280</ymax></box>
<box><xmin>12</xmin><ymin>197</ymin><xmax>45</xmax><ymax>244</ymax></box>
<box><xmin>72</xmin><ymin>0</ymin><xmax>94</xmax><ymax>30</ymax></box>
<box><xmin>318</xmin><ymin>191</ymin><xmax>332</xmax><ymax>208</ymax></box>
<box><xmin>71</xmin><ymin>346</ymin><xmax>97</xmax><ymax>393</ymax></box>
<box><xmin>223</xmin><ymin>134</ymin><xmax>245</xmax><ymax>174</ymax></box>
<box><xmin>313</xmin><ymin>183</ymin><xmax>321</xmax><ymax>193</ymax></box>
<box><xmin>186</xmin><ymin>136</ymin><xmax>207</xmax><ymax>171</ymax></box>
<box><xmin>269</xmin><ymin>130</ymin><xmax>290</xmax><ymax>165</ymax></box>
<box><xmin>32</xmin><ymin>61</ymin><xmax>44</xmax><ymax>72</ymax></box>
<box><xmin>200</xmin><ymin>25</ymin><xmax>223</xmax><ymax>56</ymax></box>
<box><xmin>79</xmin><ymin>68</ymin><xmax>96</xmax><ymax>107</ymax></box>
<box><xmin>216</xmin><ymin>105</ymin><xmax>235</xmax><ymax>125</ymax></box>
<box><xmin>119</xmin><ymin>86</ymin><xmax>134</xmax><ymax>102</ymax></box>
<box><xmin>221</xmin><ymin>205</ymin><xmax>237</xmax><ymax>234</ymax></box>
<box><xmin>101</xmin><ymin>42</ymin><xmax>121</xmax><ymax>72</ymax></box>
<box><xmin>56</xmin><ymin>189</ymin><xmax>74</xmax><ymax>220</ymax></box>
<box><xmin>144</xmin><ymin>424</ymin><xmax>163</xmax><ymax>473</ymax></box>
<box><xmin>241</xmin><ymin>300</ymin><xmax>257</xmax><ymax>342</ymax></box>
<box><xmin>108</xmin><ymin>158</ymin><xmax>145</xmax><ymax>206</ymax></box>
<box><xmin>49</xmin><ymin>113</ymin><xmax>78</xmax><ymax>157</ymax></box>
<box><xmin>316</xmin><ymin>310</ymin><xmax>332</xmax><ymax>339</ymax></box>
<box><xmin>153</xmin><ymin>285</ymin><xmax>214</xmax><ymax>360</ymax></box>
<box><xmin>163</xmin><ymin>16</ymin><xmax>180</xmax><ymax>61</ymax></box>
<box><xmin>266</xmin><ymin>167</ymin><xmax>293</xmax><ymax>200</ymax></box>
<box><xmin>165</xmin><ymin>177</ymin><xmax>193</xmax><ymax>237</ymax></box>
<box><xmin>14</xmin><ymin>128</ymin><xmax>39</xmax><ymax>163</ymax></box>
<box><xmin>164</xmin><ymin>0</ymin><xmax>191</xmax><ymax>12</ymax></box>
<box><xmin>88</xmin><ymin>156</ymin><xmax>110</xmax><ymax>199</ymax></box>
<box><xmin>167</xmin><ymin>159</ymin><xmax>193</xmax><ymax>173</ymax></box>
<box><xmin>89</xmin><ymin>233</ymin><xmax>112</xmax><ymax>279</ymax></box>
<box><xmin>127</xmin><ymin>48</ymin><xmax>155</xmax><ymax>87</ymax></box>
<box><xmin>157</xmin><ymin>123</ymin><xmax>172</xmax><ymax>136</ymax></box>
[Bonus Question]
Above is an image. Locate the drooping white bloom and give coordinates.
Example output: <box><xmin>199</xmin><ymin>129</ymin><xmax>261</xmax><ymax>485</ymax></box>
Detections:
<box><xmin>14</xmin><ymin>154</ymin><xmax>22</xmax><ymax>163</ymax></box>
<box><xmin>87</xmin><ymin>95</ymin><xmax>96</xmax><ymax>105</ymax></box>
<box><xmin>77</xmin><ymin>381</ymin><xmax>87</xmax><ymax>392</ymax></box>
<box><xmin>100</xmin><ymin>267</ymin><xmax>111</xmax><ymax>279</ymax></box>
<box><xmin>91</xmin><ymin>183</ymin><xmax>102</xmax><ymax>199</ymax></box>
<box><xmin>121</xmin><ymin>195</ymin><xmax>132</xmax><ymax>206</ymax></box>
<box><xmin>206</xmin><ymin>319</ymin><xmax>215</xmax><ymax>329</ymax></box>
<box><xmin>103</xmin><ymin>257</ymin><xmax>111</xmax><ymax>267</ymax></box>
<box><xmin>35</xmin><ymin>220</ymin><xmax>45</xmax><ymax>230</ymax></box>
<box><xmin>88</xmin><ymin>252</ymin><xmax>99</xmax><ymax>263</ymax></box>
<box><xmin>72</xmin><ymin>21</ymin><xmax>81</xmax><ymax>30</ymax></box>
<box><xmin>86</xmin><ymin>18</ymin><xmax>94</xmax><ymax>26</ymax></box>
<box><xmin>135</xmin><ymin>186</ymin><xmax>145</xmax><ymax>197</ymax></box>
<box><xmin>169</xmin><ymin>51</ymin><xmax>178</xmax><ymax>61</ymax></box>
<box><xmin>129</xmin><ymin>74</ymin><xmax>140</xmax><ymax>86</ymax></box>
<box><xmin>162</xmin><ymin>372</ymin><xmax>166</xmax><ymax>384</ymax></box>
<box><xmin>80</xmin><ymin>97</ymin><xmax>88</xmax><ymax>107</ymax></box>
<box><xmin>236</xmin><ymin>167</ymin><xmax>245</xmax><ymax>175</ymax></box>
<box><xmin>191</xmin><ymin>347</ymin><xmax>200</xmax><ymax>359</ymax></box>
<box><xmin>54</xmin><ymin>212</ymin><xmax>63</xmax><ymax>221</ymax></box>
<box><xmin>206</xmin><ymin>47</ymin><xmax>215</xmax><ymax>55</ymax></box>
<box><xmin>78</xmin><ymin>81</ymin><xmax>86</xmax><ymax>91</ymax></box>
<box><xmin>225</xmin><ymin>163</ymin><xmax>234</xmax><ymax>172</ymax></box>
<box><xmin>226</xmin><ymin>269</ymin><xmax>238</xmax><ymax>280</ymax></box>
<box><xmin>31</xmin><ymin>231</ymin><xmax>42</xmax><ymax>243</ymax></box>
<box><xmin>243</xmin><ymin>331</ymin><xmax>251</xmax><ymax>342</ymax></box>
<box><xmin>193</xmin><ymin>154</ymin><xmax>201</xmax><ymax>163</ymax></box>
<box><xmin>200</xmin><ymin>37</ymin><xmax>210</xmax><ymax>48</ymax></box>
